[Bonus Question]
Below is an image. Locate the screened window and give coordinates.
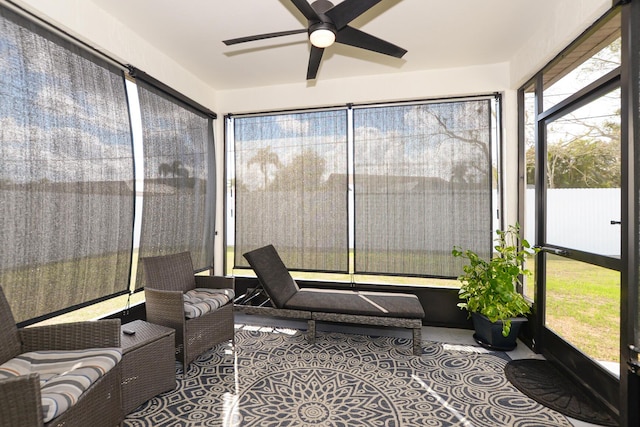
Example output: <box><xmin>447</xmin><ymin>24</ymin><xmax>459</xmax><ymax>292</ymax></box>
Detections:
<box><xmin>545</xmin><ymin>88</ymin><xmax>621</xmax><ymax>256</ymax></box>
<box><xmin>229</xmin><ymin>97</ymin><xmax>496</xmax><ymax>281</ymax></box>
<box><xmin>136</xmin><ymin>81</ymin><xmax>215</xmax><ymax>275</ymax></box>
<box><xmin>522</xmin><ymin>82</ymin><xmax>537</xmax><ymax>300</ymax></box>
<box><xmin>354</xmin><ymin>101</ymin><xmax>493</xmax><ymax>277</ymax></box>
<box><xmin>0</xmin><ymin>5</ymin><xmax>134</xmax><ymax>322</ymax></box>
<box><xmin>233</xmin><ymin>111</ymin><xmax>348</xmax><ymax>272</ymax></box>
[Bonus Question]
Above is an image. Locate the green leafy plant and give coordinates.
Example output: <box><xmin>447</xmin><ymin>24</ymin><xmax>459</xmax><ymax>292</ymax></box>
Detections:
<box><xmin>452</xmin><ymin>224</ymin><xmax>538</xmax><ymax>336</ymax></box>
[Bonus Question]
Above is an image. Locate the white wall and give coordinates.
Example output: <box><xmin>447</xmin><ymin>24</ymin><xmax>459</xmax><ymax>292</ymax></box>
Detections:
<box><xmin>215</xmin><ymin>63</ymin><xmax>510</xmax><ymax>114</ymax></box>
<box><xmin>510</xmin><ymin>0</ymin><xmax>612</xmax><ymax>88</ymax></box>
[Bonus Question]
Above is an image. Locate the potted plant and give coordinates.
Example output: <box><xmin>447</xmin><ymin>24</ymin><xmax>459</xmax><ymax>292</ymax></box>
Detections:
<box><xmin>452</xmin><ymin>224</ymin><xmax>537</xmax><ymax>351</ymax></box>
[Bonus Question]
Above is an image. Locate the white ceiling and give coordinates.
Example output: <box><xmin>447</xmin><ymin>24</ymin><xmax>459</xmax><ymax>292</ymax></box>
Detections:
<box><xmin>89</xmin><ymin>0</ymin><xmax>561</xmax><ymax>91</ymax></box>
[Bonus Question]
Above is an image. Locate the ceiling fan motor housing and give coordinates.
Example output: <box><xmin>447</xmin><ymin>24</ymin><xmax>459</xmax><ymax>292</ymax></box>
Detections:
<box><xmin>310</xmin><ymin>0</ymin><xmax>335</xmax><ymax>14</ymax></box>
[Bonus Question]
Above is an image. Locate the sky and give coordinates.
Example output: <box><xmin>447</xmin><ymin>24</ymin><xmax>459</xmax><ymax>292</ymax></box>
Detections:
<box><xmin>233</xmin><ymin>99</ymin><xmax>495</xmax><ymax>191</ymax></box>
<box><xmin>0</xmin><ymin>11</ymin><xmax>133</xmax><ymax>184</ymax></box>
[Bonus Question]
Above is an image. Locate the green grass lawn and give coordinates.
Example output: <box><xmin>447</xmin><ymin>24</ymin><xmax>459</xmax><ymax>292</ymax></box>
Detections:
<box><xmin>545</xmin><ymin>255</ymin><xmax>620</xmax><ymax>363</ymax></box>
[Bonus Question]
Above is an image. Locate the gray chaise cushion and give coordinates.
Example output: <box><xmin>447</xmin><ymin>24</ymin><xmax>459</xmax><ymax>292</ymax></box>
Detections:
<box><xmin>285</xmin><ymin>288</ymin><xmax>425</xmax><ymax>318</ymax></box>
<box><xmin>243</xmin><ymin>244</ymin><xmax>425</xmax><ymax>320</ymax></box>
<box><xmin>361</xmin><ymin>291</ymin><xmax>425</xmax><ymax>318</ymax></box>
<box><xmin>243</xmin><ymin>245</ymin><xmax>300</xmax><ymax>308</ymax></box>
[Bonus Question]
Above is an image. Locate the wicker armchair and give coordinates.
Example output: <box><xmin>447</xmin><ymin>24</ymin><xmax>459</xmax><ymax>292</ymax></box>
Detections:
<box><xmin>141</xmin><ymin>252</ymin><xmax>235</xmax><ymax>367</ymax></box>
<box><xmin>0</xmin><ymin>286</ymin><xmax>123</xmax><ymax>427</ymax></box>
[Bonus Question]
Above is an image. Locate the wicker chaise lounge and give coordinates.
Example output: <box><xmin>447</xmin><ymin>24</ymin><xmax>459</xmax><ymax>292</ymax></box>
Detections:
<box><xmin>242</xmin><ymin>245</ymin><xmax>425</xmax><ymax>355</ymax></box>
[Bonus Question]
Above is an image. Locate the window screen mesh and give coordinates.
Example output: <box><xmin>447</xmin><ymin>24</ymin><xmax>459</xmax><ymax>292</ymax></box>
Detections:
<box><xmin>136</xmin><ymin>82</ymin><xmax>214</xmax><ymax>275</ymax></box>
<box><xmin>234</xmin><ymin>111</ymin><xmax>348</xmax><ymax>272</ymax></box>
<box><xmin>353</xmin><ymin>100</ymin><xmax>493</xmax><ymax>277</ymax></box>
<box><xmin>0</xmin><ymin>6</ymin><xmax>134</xmax><ymax>322</ymax></box>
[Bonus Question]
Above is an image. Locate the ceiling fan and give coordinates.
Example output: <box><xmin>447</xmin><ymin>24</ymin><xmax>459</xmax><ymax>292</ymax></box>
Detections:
<box><xmin>223</xmin><ymin>0</ymin><xmax>407</xmax><ymax>80</ymax></box>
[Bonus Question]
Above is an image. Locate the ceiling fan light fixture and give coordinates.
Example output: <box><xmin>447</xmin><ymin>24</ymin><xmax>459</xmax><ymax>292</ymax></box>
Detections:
<box><xmin>309</xmin><ymin>27</ymin><xmax>335</xmax><ymax>48</ymax></box>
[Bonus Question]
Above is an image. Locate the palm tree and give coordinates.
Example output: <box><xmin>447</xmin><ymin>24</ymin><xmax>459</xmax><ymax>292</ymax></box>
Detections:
<box><xmin>247</xmin><ymin>147</ymin><xmax>282</xmax><ymax>189</ymax></box>
<box><xmin>159</xmin><ymin>163</ymin><xmax>172</xmax><ymax>177</ymax></box>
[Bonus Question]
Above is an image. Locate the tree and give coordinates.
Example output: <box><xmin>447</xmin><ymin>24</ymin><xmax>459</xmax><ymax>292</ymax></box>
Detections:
<box><xmin>159</xmin><ymin>163</ymin><xmax>171</xmax><ymax>177</ymax></box>
<box><xmin>270</xmin><ymin>149</ymin><xmax>327</xmax><ymax>191</ymax></box>
<box><xmin>158</xmin><ymin>160</ymin><xmax>189</xmax><ymax>179</ymax></box>
<box><xmin>419</xmin><ymin>105</ymin><xmax>492</xmax><ymax>182</ymax></box>
<box><xmin>247</xmin><ymin>147</ymin><xmax>282</xmax><ymax>189</ymax></box>
<box><xmin>526</xmin><ymin>136</ymin><xmax>620</xmax><ymax>188</ymax></box>
<box><xmin>525</xmin><ymin>38</ymin><xmax>621</xmax><ymax>189</ymax></box>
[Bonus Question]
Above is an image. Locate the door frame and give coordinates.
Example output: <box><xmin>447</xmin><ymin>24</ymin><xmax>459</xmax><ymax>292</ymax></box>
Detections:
<box><xmin>620</xmin><ymin>0</ymin><xmax>640</xmax><ymax>425</ymax></box>
<box><xmin>518</xmin><ymin>4</ymin><xmax>626</xmax><ymax>419</ymax></box>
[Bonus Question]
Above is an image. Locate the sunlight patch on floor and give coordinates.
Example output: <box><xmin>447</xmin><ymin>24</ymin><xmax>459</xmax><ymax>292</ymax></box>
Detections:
<box><xmin>235</xmin><ymin>323</ymin><xmax>298</xmax><ymax>336</ymax></box>
<box><xmin>222</xmin><ymin>392</ymin><xmax>238</xmax><ymax>427</ymax></box>
<box><xmin>412</xmin><ymin>374</ymin><xmax>475</xmax><ymax>427</ymax></box>
<box><xmin>442</xmin><ymin>343</ymin><xmax>493</xmax><ymax>354</ymax></box>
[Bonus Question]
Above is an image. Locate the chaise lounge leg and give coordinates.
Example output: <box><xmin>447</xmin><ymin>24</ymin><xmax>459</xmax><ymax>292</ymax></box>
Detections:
<box><xmin>307</xmin><ymin>319</ymin><xmax>316</xmax><ymax>343</ymax></box>
<box><xmin>413</xmin><ymin>327</ymin><xmax>422</xmax><ymax>356</ymax></box>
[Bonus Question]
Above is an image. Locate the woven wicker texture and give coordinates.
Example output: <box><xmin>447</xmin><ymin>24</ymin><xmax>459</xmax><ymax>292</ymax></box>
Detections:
<box><xmin>141</xmin><ymin>252</ymin><xmax>196</xmax><ymax>292</ymax></box>
<box><xmin>0</xmin><ymin>285</ymin><xmax>123</xmax><ymax>427</ymax></box>
<box><xmin>0</xmin><ymin>287</ymin><xmax>22</xmax><ymax>364</ymax></box>
<box><xmin>141</xmin><ymin>253</ymin><xmax>235</xmax><ymax>366</ymax></box>
<box><xmin>121</xmin><ymin>320</ymin><xmax>176</xmax><ymax>414</ymax></box>
<box><xmin>0</xmin><ymin>374</ymin><xmax>42</xmax><ymax>427</ymax></box>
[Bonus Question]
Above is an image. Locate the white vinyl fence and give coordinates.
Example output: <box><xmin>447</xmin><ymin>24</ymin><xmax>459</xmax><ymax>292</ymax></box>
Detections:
<box><xmin>524</xmin><ymin>188</ymin><xmax>621</xmax><ymax>257</ymax></box>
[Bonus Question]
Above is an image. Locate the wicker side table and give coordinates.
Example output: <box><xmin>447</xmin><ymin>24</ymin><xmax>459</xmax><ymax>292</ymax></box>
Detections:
<box><xmin>120</xmin><ymin>320</ymin><xmax>176</xmax><ymax>414</ymax></box>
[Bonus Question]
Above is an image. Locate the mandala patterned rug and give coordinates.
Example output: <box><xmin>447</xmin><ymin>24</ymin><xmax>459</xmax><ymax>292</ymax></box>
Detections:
<box><xmin>124</xmin><ymin>325</ymin><xmax>572</xmax><ymax>426</ymax></box>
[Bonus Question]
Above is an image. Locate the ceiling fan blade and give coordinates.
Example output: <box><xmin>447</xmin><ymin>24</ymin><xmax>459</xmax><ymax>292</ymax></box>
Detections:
<box><xmin>325</xmin><ymin>0</ymin><xmax>382</xmax><ymax>30</ymax></box>
<box><xmin>291</xmin><ymin>0</ymin><xmax>321</xmax><ymax>21</ymax></box>
<box><xmin>335</xmin><ymin>26</ymin><xmax>407</xmax><ymax>58</ymax></box>
<box><xmin>223</xmin><ymin>28</ymin><xmax>307</xmax><ymax>46</ymax></box>
<box><xmin>306</xmin><ymin>46</ymin><xmax>324</xmax><ymax>80</ymax></box>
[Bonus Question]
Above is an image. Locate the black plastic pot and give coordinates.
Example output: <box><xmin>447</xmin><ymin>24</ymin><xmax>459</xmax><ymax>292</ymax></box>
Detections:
<box><xmin>471</xmin><ymin>312</ymin><xmax>527</xmax><ymax>351</ymax></box>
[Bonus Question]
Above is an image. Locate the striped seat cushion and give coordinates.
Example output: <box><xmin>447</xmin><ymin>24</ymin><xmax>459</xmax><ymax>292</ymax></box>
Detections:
<box><xmin>183</xmin><ymin>288</ymin><xmax>235</xmax><ymax>319</ymax></box>
<box><xmin>0</xmin><ymin>348</ymin><xmax>121</xmax><ymax>423</ymax></box>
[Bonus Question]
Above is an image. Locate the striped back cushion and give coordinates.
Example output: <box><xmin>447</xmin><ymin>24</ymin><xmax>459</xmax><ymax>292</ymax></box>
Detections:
<box><xmin>0</xmin><ymin>348</ymin><xmax>122</xmax><ymax>423</ymax></box>
<box><xmin>183</xmin><ymin>288</ymin><xmax>235</xmax><ymax>319</ymax></box>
